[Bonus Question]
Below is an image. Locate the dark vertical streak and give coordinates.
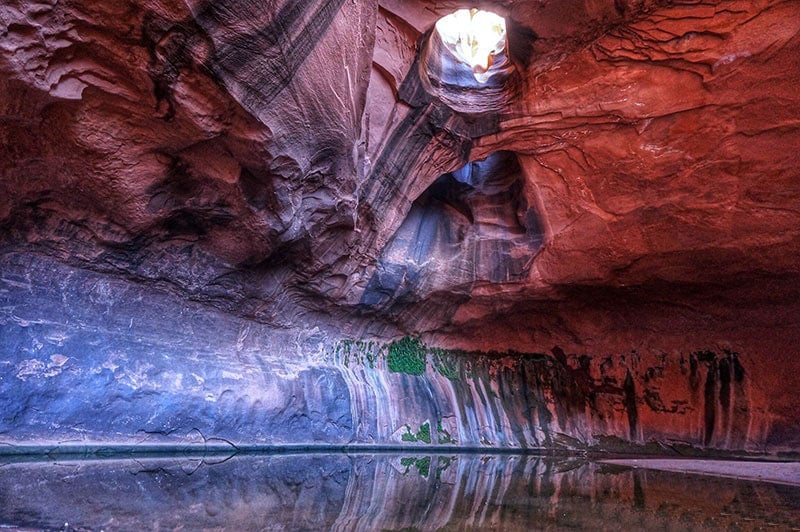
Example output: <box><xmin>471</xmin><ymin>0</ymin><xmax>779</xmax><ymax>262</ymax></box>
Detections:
<box><xmin>730</xmin><ymin>352</ymin><xmax>749</xmax><ymax>447</ymax></box>
<box><xmin>623</xmin><ymin>369</ymin><xmax>638</xmax><ymax>441</ymax></box>
<box><xmin>719</xmin><ymin>357</ymin><xmax>731</xmax><ymax>410</ymax></box>
<box><xmin>632</xmin><ymin>469</ymin><xmax>646</xmax><ymax>509</ymax></box>
<box><xmin>732</xmin><ymin>353</ymin><xmax>745</xmax><ymax>382</ymax></box>
<box><xmin>198</xmin><ymin>0</ymin><xmax>348</xmax><ymax>106</ymax></box>
<box><xmin>689</xmin><ymin>353</ymin><xmax>700</xmax><ymax>390</ymax></box>
<box><xmin>719</xmin><ymin>355</ymin><xmax>731</xmax><ymax>434</ymax></box>
<box><xmin>534</xmin><ymin>365</ymin><xmax>554</xmax><ymax>448</ymax></box>
<box><xmin>703</xmin><ymin>358</ymin><xmax>718</xmax><ymax>446</ymax></box>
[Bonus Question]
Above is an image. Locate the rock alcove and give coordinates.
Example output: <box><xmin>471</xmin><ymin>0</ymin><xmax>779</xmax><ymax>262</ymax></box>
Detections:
<box><xmin>362</xmin><ymin>151</ymin><xmax>542</xmax><ymax>315</ymax></box>
<box><xmin>0</xmin><ymin>0</ymin><xmax>799</xmax><ymax>456</ymax></box>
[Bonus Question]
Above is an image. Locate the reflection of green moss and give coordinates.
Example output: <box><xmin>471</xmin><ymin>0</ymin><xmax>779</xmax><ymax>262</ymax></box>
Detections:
<box><xmin>415</xmin><ymin>456</ymin><xmax>431</xmax><ymax>477</ymax></box>
<box><xmin>435</xmin><ymin>456</ymin><xmax>453</xmax><ymax>480</ymax></box>
<box><xmin>400</xmin><ymin>456</ymin><xmax>431</xmax><ymax>477</ymax></box>
<box><xmin>387</xmin><ymin>337</ymin><xmax>427</xmax><ymax>375</ymax></box>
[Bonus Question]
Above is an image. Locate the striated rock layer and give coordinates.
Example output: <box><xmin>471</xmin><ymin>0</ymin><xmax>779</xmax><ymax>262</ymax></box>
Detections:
<box><xmin>0</xmin><ymin>254</ymin><xmax>787</xmax><ymax>453</ymax></box>
<box><xmin>1</xmin><ymin>0</ymin><xmax>799</xmax><ymax>451</ymax></box>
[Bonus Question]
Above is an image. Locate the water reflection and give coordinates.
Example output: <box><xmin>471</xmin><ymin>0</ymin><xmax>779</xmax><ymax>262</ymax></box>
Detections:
<box><xmin>1</xmin><ymin>453</ymin><xmax>798</xmax><ymax>530</ymax></box>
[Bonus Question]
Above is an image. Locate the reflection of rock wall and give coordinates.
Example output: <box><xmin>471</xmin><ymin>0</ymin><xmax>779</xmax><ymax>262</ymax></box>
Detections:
<box><xmin>0</xmin><ymin>252</ymin><xmax>782</xmax><ymax>453</ymax></box>
<box><xmin>1</xmin><ymin>454</ymin><xmax>798</xmax><ymax>530</ymax></box>
<box><xmin>1</xmin><ymin>0</ymin><xmax>799</xmax><ymax>452</ymax></box>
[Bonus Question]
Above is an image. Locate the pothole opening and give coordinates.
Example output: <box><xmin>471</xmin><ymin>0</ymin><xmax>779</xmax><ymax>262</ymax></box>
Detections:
<box><xmin>418</xmin><ymin>8</ymin><xmax>517</xmax><ymax>113</ymax></box>
<box><xmin>435</xmin><ymin>9</ymin><xmax>507</xmax><ymax>84</ymax></box>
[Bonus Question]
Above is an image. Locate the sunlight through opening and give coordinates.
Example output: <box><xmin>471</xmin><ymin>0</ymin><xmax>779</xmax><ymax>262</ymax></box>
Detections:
<box><xmin>435</xmin><ymin>8</ymin><xmax>507</xmax><ymax>83</ymax></box>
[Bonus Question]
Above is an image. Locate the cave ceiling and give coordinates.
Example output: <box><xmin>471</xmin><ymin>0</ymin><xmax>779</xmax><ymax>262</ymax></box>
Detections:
<box><xmin>1</xmin><ymin>0</ymin><xmax>799</xmax><ymax>351</ymax></box>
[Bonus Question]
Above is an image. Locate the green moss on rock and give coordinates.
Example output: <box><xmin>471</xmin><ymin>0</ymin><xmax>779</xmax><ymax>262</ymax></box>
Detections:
<box><xmin>431</xmin><ymin>349</ymin><xmax>460</xmax><ymax>380</ymax></box>
<box><xmin>387</xmin><ymin>337</ymin><xmax>427</xmax><ymax>375</ymax></box>
<box><xmin>400</xmin><ymin>422</ymin><xmax>433</xmax><ymax>444</ymax></box>
<box><xmin>417</xmin><ymin>421</ymin><xmax>431</xmax><ymax>444</ymax></box>
<box><xmin>401</xmin><ymin>426</ymin><xmax>417</xmax><ymax>442</ymax></box>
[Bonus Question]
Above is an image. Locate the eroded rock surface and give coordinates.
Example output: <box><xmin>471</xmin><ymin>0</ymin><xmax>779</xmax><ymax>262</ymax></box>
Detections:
<box><xmin>1</xmin><ymin>0</ymin><xmax>799</xmax><ymax>451</ymax></box>
<box><xmin>0</xmin><ymin>253</ymin><xmax>790</xmax><ymax>452</ymax></box>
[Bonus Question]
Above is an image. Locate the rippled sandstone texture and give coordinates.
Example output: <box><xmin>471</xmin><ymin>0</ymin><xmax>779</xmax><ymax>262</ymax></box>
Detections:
<box><xmin>1</xmin><ymin>0</ymin><xmax>799</xmax><ymax>452</ymax></box>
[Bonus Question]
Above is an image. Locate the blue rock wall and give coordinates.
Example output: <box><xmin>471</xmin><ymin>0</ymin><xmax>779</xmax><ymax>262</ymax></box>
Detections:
<box><xmin>0</xmin><ymin>252</ymin><xmax>352</xmax><ymax>446</ymax></box>
<box><xmin>0</xmin><ymin>252</ymin><xmax>777</xmax><ymax>452</ymax></box>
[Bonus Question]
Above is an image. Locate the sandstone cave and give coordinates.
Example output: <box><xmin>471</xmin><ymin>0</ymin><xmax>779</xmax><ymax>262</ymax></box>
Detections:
<box><xmin>1</xmin><ymin>0</ymin><xmax>799</xmax><ymax>529</ymax></box>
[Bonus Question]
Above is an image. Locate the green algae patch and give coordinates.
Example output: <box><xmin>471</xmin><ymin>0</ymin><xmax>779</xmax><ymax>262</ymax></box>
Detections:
<box><xmin>401</xmin><ymin>425</ymin><xmax>417</xmax><ymax>442</ymax></box>
<box><xmin>387</xmin><ymin>337</ymin><xmax>427</xmax><ymax>375</ymax></box>
<box><xmin>330</xmin><ymin>335</ymin><xmax>556</xmax><ymax>384</ymax></box>
<box><xmin>330</xmin><ymin>339</ymin><xmax>383</xmax><ymax>369</ymax></box>
<box><xmin>417</xmin><ymin>421</ymin><xmax>431</xmax><ymax>443</ymax></box>
<box><xmin>401</xmin><ymin>421</ymin><xmax>432</xmax><ymax>444</ymax></box>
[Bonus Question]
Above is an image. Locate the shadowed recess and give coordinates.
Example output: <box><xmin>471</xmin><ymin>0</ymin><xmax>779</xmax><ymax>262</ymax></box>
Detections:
<box><xmin>361</xmin><ymin>151</ymin><xmax>542</xmax><ymax>310</ymax></box>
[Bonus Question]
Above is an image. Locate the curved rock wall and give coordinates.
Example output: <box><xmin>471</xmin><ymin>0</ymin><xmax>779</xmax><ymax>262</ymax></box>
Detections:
<box><xmin>1</xmin><ymin>253</ymin><xmax>788</xmax><ymax>453</ymax></box>
<box><xmin>361</xmin><ymin>151</ymin><xmax>543</xmax><ymax>313</ymax></box>
<box><xmin>1</xmin><ymin>0</ymin><xmax>799</xmax><ymax>451</ymax></box>
<box><xmin>2</xmin><ymin>0</ymin><xmax>797</xmax><ymax>333</ymax></box>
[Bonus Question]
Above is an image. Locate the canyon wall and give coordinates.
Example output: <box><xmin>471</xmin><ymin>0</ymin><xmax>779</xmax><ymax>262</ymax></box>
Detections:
<box><xmin>0</xmin><ymin>253</ymin><xmax>790</xmax><ymax>453</ymax></box>
<box><xmin>1</xmin><ymin>0</ymin><xmax>799</xmax><ymax>451</ymax></box>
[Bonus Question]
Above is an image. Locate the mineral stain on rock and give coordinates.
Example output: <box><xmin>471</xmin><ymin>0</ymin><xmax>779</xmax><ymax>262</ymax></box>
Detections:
<box><xmin>704</xmin><ymin>357</ymin><xmax>718</xmax><ymax>446</ymax></box>
<box><xmin>623</xmin><ymin>369</ymin><xmax>638</xmax><ymax>442</ymax></box>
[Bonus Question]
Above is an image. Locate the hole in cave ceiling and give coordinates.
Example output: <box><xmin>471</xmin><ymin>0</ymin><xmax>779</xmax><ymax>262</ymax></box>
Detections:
<box><xmin>417</xmin><ymin>8</ymin><xmax>517</xmax><ymax>113</ymax></box>
<box><xmin>435</xmin><ymin>8</ymin><xmax>507</xmax><ymax>84</ymax></box>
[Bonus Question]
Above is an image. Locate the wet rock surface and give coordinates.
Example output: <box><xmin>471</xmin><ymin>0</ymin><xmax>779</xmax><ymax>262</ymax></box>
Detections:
<box><xmin>1</xmin><ymin>0</ymin><xmax>799</xmax><ymax>451</ymax></box>
<box><xmin>0</xmin><ymin>254</ymin><xmax>788</xmax><ymax>452</ymax></box>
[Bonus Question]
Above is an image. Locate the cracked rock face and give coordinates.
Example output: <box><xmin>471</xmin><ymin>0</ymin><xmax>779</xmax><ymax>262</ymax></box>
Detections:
<box><xmin>1</xmin><ymin>0</ymin><xmax>799</xmax><ymax>451</ymax></box>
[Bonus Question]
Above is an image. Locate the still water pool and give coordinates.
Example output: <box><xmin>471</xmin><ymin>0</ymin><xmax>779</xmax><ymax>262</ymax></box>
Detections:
<box><xmin>1</xmin><ymin>452</ymin><xmax>798</xmax><ymax>530</ymax></box>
